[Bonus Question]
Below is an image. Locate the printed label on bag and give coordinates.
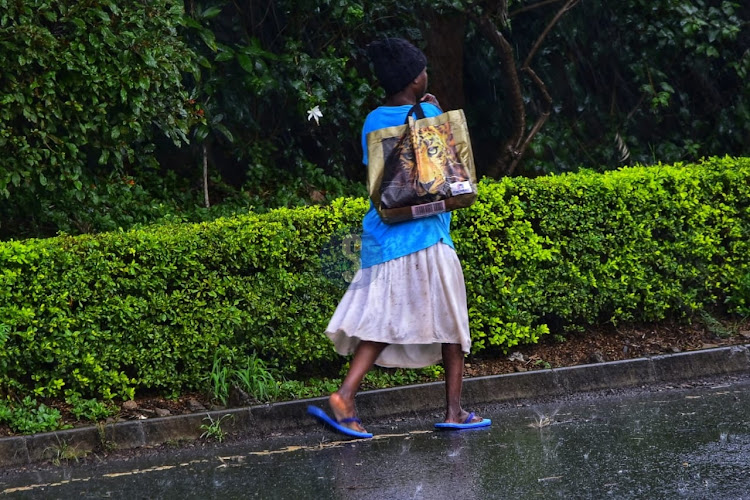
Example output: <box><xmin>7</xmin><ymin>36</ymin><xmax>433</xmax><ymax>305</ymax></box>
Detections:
<box><xmin>450</xmin><ymin>181</ymin><xmax>473</xmax><ymax>196</ymax></box>
<box><xmin>411</xmin><ymin>200</ymin><xmax>446</xmax><ymax>218</ymax></box>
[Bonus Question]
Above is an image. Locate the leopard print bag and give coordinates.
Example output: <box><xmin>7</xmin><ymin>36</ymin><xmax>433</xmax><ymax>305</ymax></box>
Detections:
<box><xmin>366</xmin><ymin>104</ymin><xmax>477</xmax><ymax>224</ymax></box>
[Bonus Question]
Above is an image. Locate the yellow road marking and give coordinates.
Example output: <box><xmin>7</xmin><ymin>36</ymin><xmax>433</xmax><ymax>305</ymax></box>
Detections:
<box><xmin>1</xmin><ymin>431</ymin><xmax>429</xmax><ymax>494</ymax></box>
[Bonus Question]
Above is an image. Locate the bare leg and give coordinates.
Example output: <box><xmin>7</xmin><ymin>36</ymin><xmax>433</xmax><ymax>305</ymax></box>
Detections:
<box><xmin>442</xmin><ymin>343</ymin><xmax>484</xmax><ymax>424</ymax></box>
<box><xmin>329</xmin><ymin>340</ymin><xmax>387</xmax><ymax>432</ymax></box>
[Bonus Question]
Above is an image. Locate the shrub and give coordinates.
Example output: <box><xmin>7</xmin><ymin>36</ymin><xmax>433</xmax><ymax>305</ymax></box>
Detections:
<box><xmin>0</xmin><ymin>0</ymin><xmax>194</xmax><ymax>237</ymax></box>
<box><xmin>0</xmin><ymin>157</ymin><xmax>747</xmax><ymax>401</ymax></box>
<box><xmin>453</xmin><ymin>156</ymin><xmax>750</xmax><ymax>350</ymax></box>
<box><xmin>0</xmin><ymin>396</ymin><xmax>69</xmax><ymax>434</ymax></box>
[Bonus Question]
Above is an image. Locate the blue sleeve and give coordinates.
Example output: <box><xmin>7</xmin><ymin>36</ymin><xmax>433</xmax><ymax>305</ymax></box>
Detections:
<box><xmin>419</xmin><ymin>102</ymin><xmax>443</xmax><ymax>118</ymax></box>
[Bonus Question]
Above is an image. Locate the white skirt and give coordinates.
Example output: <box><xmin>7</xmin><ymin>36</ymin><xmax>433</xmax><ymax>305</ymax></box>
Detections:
<box><xmin>325</xmin><ymin>242</ymin><xmax>471</xmax><ymax>368</ymax></box>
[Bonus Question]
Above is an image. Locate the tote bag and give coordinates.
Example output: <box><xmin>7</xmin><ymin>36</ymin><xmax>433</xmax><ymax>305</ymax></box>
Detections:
<box><xmin>366</xmin><ymin>104</ymin><xmax>477</xmax><ymax>224</ymax></box>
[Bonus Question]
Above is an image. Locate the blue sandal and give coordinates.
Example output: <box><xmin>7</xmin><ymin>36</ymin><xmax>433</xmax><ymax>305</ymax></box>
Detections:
<box><xmin>307</xmin><ymin>405</ymin><xmax>373</xmax><ymax>439</ymax></box>
<box><xmin>434</xmin><ymin>412</ymin><xmax>492</xmax><ymax>430</ymax></box>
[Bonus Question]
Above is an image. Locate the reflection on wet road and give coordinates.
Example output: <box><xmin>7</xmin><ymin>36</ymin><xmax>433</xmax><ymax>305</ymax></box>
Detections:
<box><xmin>2</xmin><ymin>377</ymin><xmax>749</xmax><ymax>499</ymax></box>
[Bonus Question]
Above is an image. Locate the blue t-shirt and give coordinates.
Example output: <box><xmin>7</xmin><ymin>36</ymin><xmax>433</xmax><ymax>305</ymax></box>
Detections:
<box><xmin>360</xmin><ymin>102</ymin><xmax>455</xmax><ymax>268</ymax></box>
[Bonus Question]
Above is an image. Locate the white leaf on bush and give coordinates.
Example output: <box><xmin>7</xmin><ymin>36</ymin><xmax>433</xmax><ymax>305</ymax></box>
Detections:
<box><xmin>307</xmin><ymin>105</ymin><xmax>322</xmax><ymax>125</ymax></box>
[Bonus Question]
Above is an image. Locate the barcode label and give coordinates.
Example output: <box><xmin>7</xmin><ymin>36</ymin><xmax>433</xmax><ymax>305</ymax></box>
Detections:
<box><xmin>411</xmin><ymin>201</ymin><xmax>446</xmax><ymax>218</ymax></box>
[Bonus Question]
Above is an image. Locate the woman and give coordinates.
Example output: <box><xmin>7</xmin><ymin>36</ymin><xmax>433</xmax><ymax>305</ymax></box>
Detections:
<box><xmin>309</xmin><ymin>38</ymin><xmax>490</xmax><ymax>438</ymax></box>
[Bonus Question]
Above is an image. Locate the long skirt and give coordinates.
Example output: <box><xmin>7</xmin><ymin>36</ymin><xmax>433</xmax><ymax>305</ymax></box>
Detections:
<box><xmin>325</xmin><ymin>242</ymin><xmax>471</xmax><ymax>368</ymax></box>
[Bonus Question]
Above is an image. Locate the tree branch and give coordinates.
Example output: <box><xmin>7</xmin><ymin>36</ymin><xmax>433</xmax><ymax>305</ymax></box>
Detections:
<box><xmin>203</xmin><ymin>144</ymin><xmax>210</xmax><ymax>208</ymax></box>
<box><xmin>523</xmin><ymin>0</ymin><xmax>579</xmax><ymax>69</ymax></box>
<box><xmin>467</xmin><ymin>0</ymin><xmax>579</xmax><ymax>177</ymax></box>
<box><xmin>509</xmin><ymin>111</ymin><xmax>549</xmax><ymax>175</ymax></box>
<box><xmin>510</xmin><ymin>0</ymin><xmax>565</xmax><ymax>18</ymax></box>
<box><xmin>469</xmin><ymin>9</ymin><xmax>527</xmax><ymax>178</ymax></box>
<box><xmin>505</xmin><ymin>66</ymin><xmax>554</xmax><ymax>175</ymax></box>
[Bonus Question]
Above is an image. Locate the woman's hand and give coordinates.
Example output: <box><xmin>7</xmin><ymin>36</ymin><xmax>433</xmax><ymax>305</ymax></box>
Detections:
<box><xmin>420</xmin><ymin>93</ymin><xmax>442</xmax><ymax>111</ymax></box>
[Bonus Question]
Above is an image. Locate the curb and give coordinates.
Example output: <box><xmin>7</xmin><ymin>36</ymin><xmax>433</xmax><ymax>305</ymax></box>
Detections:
<box><xmin>1</xmin><ymin>344</ymin><xmax>748</xmax><ymax>468</ymax></box>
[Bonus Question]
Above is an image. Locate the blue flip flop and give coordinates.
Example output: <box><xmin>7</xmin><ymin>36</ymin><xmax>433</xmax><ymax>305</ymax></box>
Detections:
<box><xmin>434</xmin><ymin>412</ymin><xmax>492</xmax><ymax>430</ymax></box>
<box><xmin>307</xmin><ymin>405</ymin><xmax>373</xmax><ymax>439</ymax></box>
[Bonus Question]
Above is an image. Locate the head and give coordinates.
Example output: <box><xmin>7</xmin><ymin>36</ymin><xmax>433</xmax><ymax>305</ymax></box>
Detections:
<box><xmin>366</xmin><ymin>38</ymin><xmax>428</xmax><ymax>98</ymax></box>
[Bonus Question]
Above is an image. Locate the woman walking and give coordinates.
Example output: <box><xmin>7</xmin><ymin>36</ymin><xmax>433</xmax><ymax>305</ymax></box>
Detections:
<box><xmin>309</xmin><ymin>37</ymin><xmax>490</xmax><ymax>438</ymax></box>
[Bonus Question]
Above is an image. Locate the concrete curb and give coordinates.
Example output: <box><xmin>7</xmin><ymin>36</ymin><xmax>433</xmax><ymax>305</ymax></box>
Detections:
<box><xmin>1</xmin><ymin>344</ymin><xmax>748</xmax><ymax>468</ymax></box>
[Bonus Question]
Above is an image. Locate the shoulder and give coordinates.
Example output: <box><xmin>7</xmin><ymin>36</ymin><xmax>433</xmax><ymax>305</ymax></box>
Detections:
<box><xmin>419</xmin><ymin>102</ymin><xmax>442</xmax><ymax>117</ymax></box>
<box><xmin>362</xmin><ymin>108</ymin><xmax>386</xmax><ymax>135</ymax></box>
<box><xmin>363</xmin><ymin>103</ymin><xmax>443</xmax><ymax>135</ymax></box>
<box><xmin>362</xmin><ymin>106</ymin><xmax>406</xmax><ymax>135</ymax></box>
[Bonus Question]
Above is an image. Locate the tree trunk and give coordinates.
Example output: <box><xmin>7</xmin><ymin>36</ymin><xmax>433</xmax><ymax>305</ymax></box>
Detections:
<box><xmin>421</xmin><ymin>11</ymin><xmax>467</xmax><ymax>112</ymax></box>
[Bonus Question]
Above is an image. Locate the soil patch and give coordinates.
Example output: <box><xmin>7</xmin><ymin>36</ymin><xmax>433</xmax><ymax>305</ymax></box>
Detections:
<box><xmin>464</xmin><ymin>318</ymin><xmax>750</xmax><ymax>378</ymax></box>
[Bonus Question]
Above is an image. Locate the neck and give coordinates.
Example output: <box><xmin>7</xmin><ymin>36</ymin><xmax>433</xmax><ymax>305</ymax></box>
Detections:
<box><xmin>385</xmin><ymin>91</ymin><xmax>418</xmax><ymax>107</ymax></box>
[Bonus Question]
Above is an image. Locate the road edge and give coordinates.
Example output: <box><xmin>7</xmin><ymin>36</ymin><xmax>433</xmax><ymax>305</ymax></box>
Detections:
<box><xmin>1</xmin><ymin>344</ymin><xmax>748</xmax><ymax>467</ymax></box>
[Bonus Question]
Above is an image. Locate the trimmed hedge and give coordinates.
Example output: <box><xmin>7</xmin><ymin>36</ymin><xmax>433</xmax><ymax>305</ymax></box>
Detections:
<box><xmin>454</xmin><ymin>156</ymin><xmax>750</xmax><ymax>350</ymax></box>
<box><xmin>1</xmin><ymin>157</ymin><xmax>748</xmax><ymax>400</ymax></box>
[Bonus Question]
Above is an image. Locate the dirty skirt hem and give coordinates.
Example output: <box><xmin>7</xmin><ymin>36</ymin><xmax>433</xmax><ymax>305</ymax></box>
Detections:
<box><xmin>325</xmin><ymin>242</ymin><xmax>470</xmax><ymax>369</ymax></box>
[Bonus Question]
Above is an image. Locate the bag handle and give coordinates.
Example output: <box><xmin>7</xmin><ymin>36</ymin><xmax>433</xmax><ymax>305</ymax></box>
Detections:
<box><xmin>404</xmin><ymin>103</ymin><xmax>426</xmax><ymax>123</ymax></box>
<box><xmin>404</xmin><ymin>104</ymin><xmax>425</xmax><ymax>176</ymax></box>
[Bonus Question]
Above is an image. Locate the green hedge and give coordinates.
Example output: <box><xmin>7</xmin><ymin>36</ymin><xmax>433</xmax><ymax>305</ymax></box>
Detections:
<box><xmin>1</xmin><ymin>157</ymin><xmax>748</xmax><ymax>400</ymax></box>
<box><xmin>454</xmin><ymin>156</ymin><xmax>750</xmax><ymax>350</ymax></box>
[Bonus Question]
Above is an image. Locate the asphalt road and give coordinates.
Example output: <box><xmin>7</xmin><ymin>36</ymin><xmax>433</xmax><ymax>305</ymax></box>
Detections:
<box><xmin>1</xmin><ymin>375</ymin><xmax>749</xmax><ymax>499</ymax></box>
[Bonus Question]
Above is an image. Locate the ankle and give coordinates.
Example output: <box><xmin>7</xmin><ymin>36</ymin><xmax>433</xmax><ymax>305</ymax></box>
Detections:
<box><xmin>334</xmin><ymin>386</ymin><xmax>357</xmax><ymax>401</ymax></box>
<box><xmin>445</xmin><ymin>407</ymin><xmax>465</xmax><ymax>421</ymax></box>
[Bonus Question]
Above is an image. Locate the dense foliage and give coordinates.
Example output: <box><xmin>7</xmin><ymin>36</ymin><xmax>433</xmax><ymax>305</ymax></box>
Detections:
<box><xmin>0</xmin><ymin>0</ymin><xmax>194</xmax><ymax>238</ymax></box>
<box><xmin>517</xmin><ymin>0</ymin><xmax>750</xmax><ymax>173</ymax></box>
<box><xmin>0</xmin><ymin>0</ymin><xmax>746</xmax><ymax>239</ymax></box>
<box><xmin>1</xmin><ymin>157</ymin><xmax>747</xmax><ymax>403</ymax></box>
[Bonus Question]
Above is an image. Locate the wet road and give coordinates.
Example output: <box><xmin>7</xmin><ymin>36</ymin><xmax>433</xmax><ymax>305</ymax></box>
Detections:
<box><xmin>2</xmin><ymin>376</ymin><xmax>749</xmax><ymax>499</ymax></box>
